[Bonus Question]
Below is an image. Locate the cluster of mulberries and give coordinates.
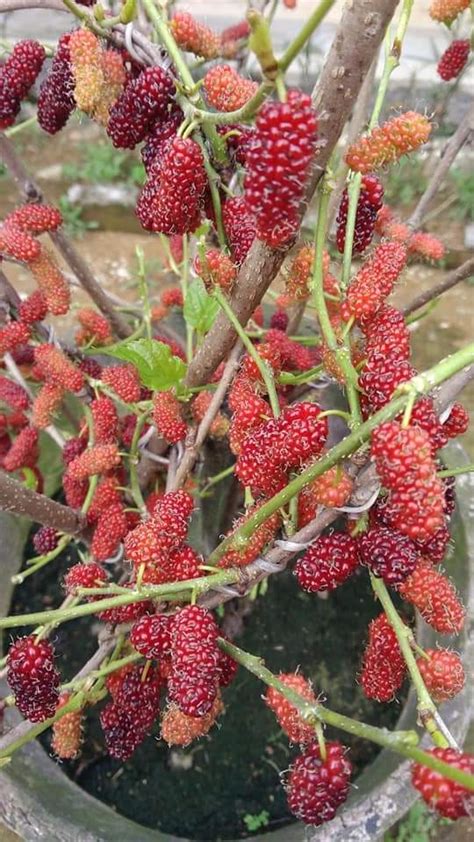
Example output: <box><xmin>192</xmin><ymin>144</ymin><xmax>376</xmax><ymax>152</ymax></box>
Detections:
<box><xmin>124</xmin><ymin>490</ymin><xmax>199</xmax><ymax>584</ymax></box>
<box><xmin>236</xmin><ymin>401</ymin><xmax>328</xmax><ymax>496</ymax></box>
<box><xmin>97</xmin><ymin>606</ymin><xmax>234</xmax><ymax>754</ymax></box>
<box><xmin>371</xmin><ymin>421</ymin><xmax>445</xmax><ymax>542</ymax></box>
<box><xmin>0</xmin><ymin>204</ymin><xmax>68</xmax><ymax>319</ymax></box>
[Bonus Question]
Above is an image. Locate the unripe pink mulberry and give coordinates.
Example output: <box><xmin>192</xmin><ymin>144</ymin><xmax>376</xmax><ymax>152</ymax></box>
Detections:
<box><xmin>3</xmin><ymin>424</ymin><xmax>38</xmax><ymax>471</ymax></box>
<box><xmin>346</xmin><ymin>112</ymin><xmax>431</xmax><ymax>174</ymax></box>
<box><xmin>34</xmin><ymin>344</ymin><xmax>84</xmax><ymax>393</ymax></box>
<box><xmin>0</xmin><ymin>224</ymin><xmax>41</xmax><ymax>263</ymax></box>
<box><xmin>32</xmin><ymin>383</ymin><xmax>64</xmax><ymax>428</ymax></box>
<box><xmin>67</xmin><ymin>443</ymin><xmax>121</xmax><ymax>481</ymax></box>
<box><xmin>18</xmin><ymin>290</ymin><xmax>49</xmax><ymax>326</ymax></box>
<box><xmin>69</xmin><ymin>29</ymin><xmax>104</xmax><ymax>115</ymax></box>
<box><xmin>265</xmin><ymin>673</ymin><xmax>316</xmax><ymax>744</ymax></box>
<box><xmin>76</xmin><ymin>308</ymin><xmax>113</xmax><ymax>346</ymax></box>
<box><xmin>171</xmin><ymin>11</ymin><xmax>220</xmax><ymax>59</ymax></box>
<box><xmin>101</xmin><ymin>364</ymin><xmax>141</xmax><ymax>403</ymax></box>
<box><xmin>29</xmin><ymin>249</ymin><xmax>71</xmax><ymax>315</ymax></box>
<box><xmin>6</xmin><ymin>203</ymin><xmax>63</xmax><ymax>235</ymax></box>
<box><xmin>194</xmin><ymin>249</ymin><xmax>237</xmax><ymax>292</ymax></box>
<box><xmin>429</xmin><ymin>0</ymin><xmax>469</xmax><ymax>25</ymax></box>
<box><xmin>152</xmin><ymin>391</ymin><xmax>187</xmax><ymax>444</ymax></box>
<box><xmin>203</xmin><ymin>65</ymin><xmax>258</xmax><ymax>112</ymax></box>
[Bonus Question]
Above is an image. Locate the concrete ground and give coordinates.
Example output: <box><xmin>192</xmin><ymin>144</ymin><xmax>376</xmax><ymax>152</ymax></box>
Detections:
<box><xmin>1</xmin><ymin>0</ymin><xmax>473</xmax><ymax>87</ymax></box>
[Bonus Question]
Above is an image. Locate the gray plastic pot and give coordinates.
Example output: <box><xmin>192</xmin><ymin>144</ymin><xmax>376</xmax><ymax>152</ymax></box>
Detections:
<box><xmin>0</xmin><ymin>442</ymin><xmax>472</xmax><ymax>842</ymax></box>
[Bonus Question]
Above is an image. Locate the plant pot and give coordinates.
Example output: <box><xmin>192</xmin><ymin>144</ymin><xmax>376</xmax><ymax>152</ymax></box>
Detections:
<box><xmin>0</xmin><ymin>442</ymin><xmax>472</xmax><ymax>842</ymax></box>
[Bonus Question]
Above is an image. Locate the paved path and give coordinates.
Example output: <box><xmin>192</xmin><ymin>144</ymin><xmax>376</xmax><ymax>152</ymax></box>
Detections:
<box><xmin>1</xmin><ymin>0</ymin><xmax>472</xmax><ymax>86</ymax></box>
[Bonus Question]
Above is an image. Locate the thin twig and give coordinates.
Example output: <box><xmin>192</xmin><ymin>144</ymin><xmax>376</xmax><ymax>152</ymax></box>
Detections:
<box><xmin>403</xmin><ymin>257</ymin><xmax>474</xmax><ymax>316</ymax></box>
<box><xmin>408</xmin><ymin>109</ymin><xmax>474</xmax><ymax>231</ymax></box>
<box><xmin>165</xmin><ymin>446</ymin><xmax>178</xmax><ymax>494</ymax></box>
<box><xmin>285</xmin><ymin>301</ymin><xmax>307</xmax><ymax>337</ymax></box>
<box><xmin>171</xmin><ymin>341</ymin><xmax>243</xmax><ymax>491</ymax></box>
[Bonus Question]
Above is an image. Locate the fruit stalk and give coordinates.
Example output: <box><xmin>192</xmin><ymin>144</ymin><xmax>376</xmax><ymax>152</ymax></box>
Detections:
<box><xmin>214</xmin><ymin>287</ymin><xmax>280</xmax><ymax>417</ymax></box>
<box><xmin>218</xmin><ymin>639</ymin><xmax>474</xmax><ymax>790</ymax></box>
<box><xmin>370</xmin><ymin>575</ymin><xmax>451</xmax><ymax>749</ymax></box>
<box><xmin>312</xmin><ymin>176</ymin><xmax>362</xmax><ymax>426</ymax></box>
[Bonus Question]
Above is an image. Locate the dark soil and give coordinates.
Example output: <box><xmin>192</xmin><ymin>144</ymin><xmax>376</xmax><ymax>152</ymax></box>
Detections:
<box><xmin>13</xmin><ymin>529</ymin><xmax>407</xmax><ymax>841</ymax></box>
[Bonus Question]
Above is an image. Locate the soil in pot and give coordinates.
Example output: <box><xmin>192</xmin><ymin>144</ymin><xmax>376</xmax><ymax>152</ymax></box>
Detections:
<box><xmin>11</xmin><ymin>529</ymin><xmax>408</xmax><ymax>841</ymax></box>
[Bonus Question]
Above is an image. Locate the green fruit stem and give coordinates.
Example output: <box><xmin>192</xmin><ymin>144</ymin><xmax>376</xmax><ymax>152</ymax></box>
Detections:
<box><xmin>218</xmin><ymin>638</ymin><xmax>474</xmax><ymax>791</ymax></box>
